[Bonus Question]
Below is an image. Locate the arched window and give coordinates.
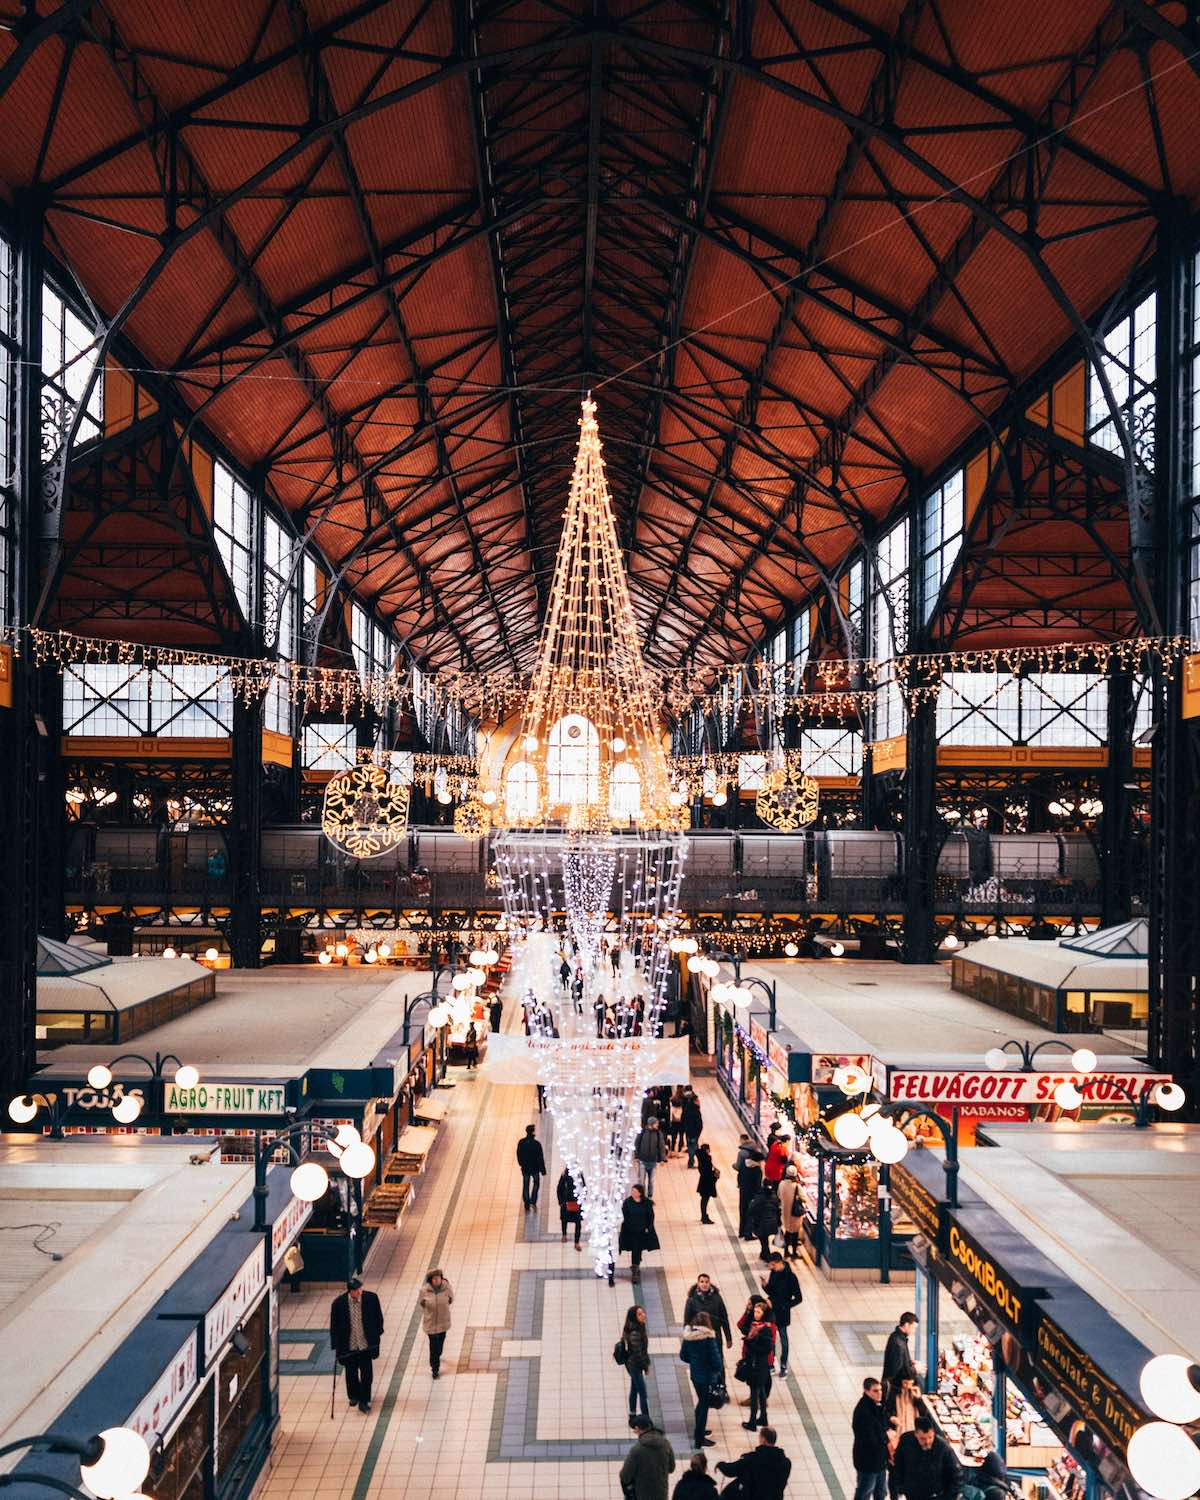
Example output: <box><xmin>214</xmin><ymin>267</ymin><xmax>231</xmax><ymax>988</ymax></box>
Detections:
<box><xmin>505</xmin><ymin>760</ymin><xmax>539</xmax><ymax>821</ymax></box>
<box><xmin>609</xmin><ymin>761</ymin><xmax>641</xmax><ymax>822</ymax></box>
<box><xmin>547</xmin><ymin>714</ymin><xmax>600</xmax><ymax>807</ymax></box>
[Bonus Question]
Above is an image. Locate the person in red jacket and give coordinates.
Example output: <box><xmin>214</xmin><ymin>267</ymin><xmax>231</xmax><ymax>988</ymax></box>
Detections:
<box><xmin>763</xmin><ymin>1134</ymin><xmax>791</xmax><ymax>1186</ymax></box>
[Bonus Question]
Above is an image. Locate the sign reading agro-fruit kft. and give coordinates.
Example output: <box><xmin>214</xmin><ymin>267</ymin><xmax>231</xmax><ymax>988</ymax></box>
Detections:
<box><xmin>164</xmin><ymin>1081</ymin><xmax>287</xmax><ymax>1116</ymax></box>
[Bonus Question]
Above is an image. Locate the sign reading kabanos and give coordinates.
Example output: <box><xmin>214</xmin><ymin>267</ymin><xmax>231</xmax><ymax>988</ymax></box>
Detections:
<box><xmin>887</xmin><ymin>1069</ymin><xmax>1172</xmax><ymax>1105</ymax></box>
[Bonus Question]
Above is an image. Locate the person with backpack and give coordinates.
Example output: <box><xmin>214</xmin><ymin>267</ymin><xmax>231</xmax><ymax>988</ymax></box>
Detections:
<box><xmin>760</xmin><ymin>1251</ymin><xmax>802</xmax><ymax>1377</ymax></box>
<box><xmin>735</xmin><ymin>1142</ymin><xmax>764</xmax><ymax>1240</ymax></box>
<box><xmin>618</xmin><ymin>1304</ymin><xmax>652</xmax><ymax>1422</ymax></box>
<box><xmin>679</xmin><ymin>1310</ymin><xmax>723</xmax><ymax>1450</ymax></box>
<box><xmin>696</xmin><ymin>1144</ymin><xmax>720</xmax><ymax>1225</ymax></box>
<box><xmin>780</xmin><ymin>1164</ymin><xmax>804</xmax><ymax>1259</ymax></box>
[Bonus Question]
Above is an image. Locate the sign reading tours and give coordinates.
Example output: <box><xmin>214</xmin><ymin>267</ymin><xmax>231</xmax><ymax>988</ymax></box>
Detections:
<box><xmin>164</xmin><ymin>1081</ymin><xmax>287</xmax><ymax>1116</ymax></box>
<box><xmin>886</xmin><ymin>1069</ymin><xmax>1172</xmax><ymax>1106</ymax></box>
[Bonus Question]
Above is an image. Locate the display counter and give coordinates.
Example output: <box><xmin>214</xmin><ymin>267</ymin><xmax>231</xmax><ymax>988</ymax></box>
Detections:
<box><xmin>794</xmin><ymin>1150</ymin><xmax>914</xmax><ymax>1278</ymax></box>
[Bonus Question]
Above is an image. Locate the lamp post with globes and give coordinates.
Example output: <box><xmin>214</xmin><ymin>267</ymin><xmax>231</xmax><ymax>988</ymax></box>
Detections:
<box><xmin>982</xmin><ymin>1037</ymin><xmax>1186</xmax><ymax>1126</ymax></box>
<box><xmin>252</xmin><ymin>1119</ymin><xmax>375</xmax><ymax>1278</ymax></box>
<box><xmin>0</xmin><ymin>1424</ymin><xmax>152</xmax><ymax>1499</ymax></box>
<box><xmin>1130</xmin><ymin>1355</ymin><xmax>1200</xmax><ymax>1500</ymax></box>
<box><xmin>706</xmin><ymin>949</ymin><xmax>777</xmax><ymax>1029</ymax></box>
<box><xmin>8</xmin><ymin>1052</ymin><xmax>201</xmax><ymax>1137</ymax></box>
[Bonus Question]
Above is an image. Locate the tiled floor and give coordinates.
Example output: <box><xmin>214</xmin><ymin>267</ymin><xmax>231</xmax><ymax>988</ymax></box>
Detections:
<box><xmin>264</xmin><ymin>1001</ymin><xmax>909</xmax><ymax>1500</ymax></box>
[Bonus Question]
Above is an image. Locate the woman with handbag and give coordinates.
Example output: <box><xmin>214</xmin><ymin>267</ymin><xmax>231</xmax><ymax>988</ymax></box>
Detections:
<box><xmin>557</xmin><ymin>1167</ymin><xmax>584</xmax><ymax>1249</ymax></box>
<box><xmin>781</xmin><ymin>1164</ymin><xmax>804</xmax><ymax>1259</ymax></box>
<box><xmin>696</xmin><ymin>1144</ymin><xmax>719</xmax><ymax>1225</ymax></box>
<box><xmin>679</xmin><ymin>1310</ymin><xmax>723</xmax><ymax>1450</ymax></box>
<box><xmin>619</xmin><ymin>1182</ymin><xmax>660</xmax><ymax>1284</ymax></box>
<box><xmin>620</xmin><ymin>1304</ymin><xmax>652</xmax><ymax>1422</ymax></box>
<box><xmin>737</xmin><ymin>1297</ymin><xmax>777</xmax><ymax>1432</ymax></box>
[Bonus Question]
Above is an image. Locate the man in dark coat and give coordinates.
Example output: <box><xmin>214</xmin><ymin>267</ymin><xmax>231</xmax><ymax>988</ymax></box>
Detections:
<box><xmin>329</xmin><ymin>1277</ymin><xmax>384</xmax><ymax>1412</ymax></box>
<box><xmin>748</xmin><ymin>1182</ymin><xmax>782</xmax><ymax>1262</ymax></box>
<box><xmin>489</xmin><ymin>997</ymin><xmax>503</xmax><ymax>1032</ymax></box>
<box><xmin>761</xmin><ymin>1252</ymin><xmax>802</xmax><ymax>1376</ymax></box>
<box><xmin>516</xmin><ymin>1123</ymin><xmax>546</xmax><ymax>1209</ymax></box>
<box><xmin>893</xmin><ymin>1418</ymin><xmax>962</xmax><ymax>1500</ymax></box>
<box><xmin>882</xmin><ymin>1311</ymin><xmax>919</xmax><ymax>1394</ymax></box>
<box><xmin>736</xmin><ymin>1142</ymin><xmax>764</xmax><ymax>1240</ymax></box>
<box><xmin>682</xmin><ymin>1274</ymin><xmax>733</xmax><ymax>1349</ymax></box>
<box><xmin>851</xmin><ymin>1377</ymin><xmax>889</xmax><ymax>1500</ymax></box>
<box><xmin>681</xmin><ymin>1092</ymin><xmax>704</xmax><ymax>1167</ymax></box>
<box><xmin>620</xmin><ymin>1414</ymin><xmax>676</xmax><ymax>1500</ymax></box>
<box><xmin>715</xmin><ymin>1426</ymin><xmax>792</xmax><ymax>1500</ymax></box>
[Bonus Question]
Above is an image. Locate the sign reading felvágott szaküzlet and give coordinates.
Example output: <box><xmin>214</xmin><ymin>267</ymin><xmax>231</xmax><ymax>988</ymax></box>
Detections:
<box><xmin>164</xmin><ymin>1081</ymin><xmax>287</xmax><ymax>1116</ymax></box>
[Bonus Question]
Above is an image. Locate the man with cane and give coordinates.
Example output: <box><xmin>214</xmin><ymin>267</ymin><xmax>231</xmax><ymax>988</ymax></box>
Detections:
<box><xmin>330</xmin><ymin>1276</ymin><xmax>384</xmax><ymax>1413</ymax></box>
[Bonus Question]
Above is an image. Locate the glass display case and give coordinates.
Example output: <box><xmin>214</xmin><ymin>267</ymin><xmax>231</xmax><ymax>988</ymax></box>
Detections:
<box><xmin>798</xmin><ymin>1152</ymin><xmax>914</xmax><ymax>1274</ymax></box>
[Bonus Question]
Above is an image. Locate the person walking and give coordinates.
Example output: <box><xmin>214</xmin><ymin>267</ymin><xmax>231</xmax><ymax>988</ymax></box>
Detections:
<box><xmin>620</xmin><ymin>1304</ymin><xmax>652</xmax><ymax>1422</ymax></box>
<box><xmin>882</xmin><ymin>1312</ymin><xmax>919</xmax><ymax>1395</ymax></box>
<box><xmin>572</xmin><ymin>969</ymin><xmax>585</xmax><ymax>1014</ymax></box>
<box><xmin>282</xmin><ymin>1241</ymin><xmax>303</xmax><ymax>1292</ymax></box>
<box><xmin>464</xmin><ymin>1022</ymin><xmax>479</xmax><ymax>1069</ymax></box>
<box><xmin>715</xmin><ymin>1427</ymin><xmax>792</xmax><ymax>1500</ymax></box>
<box><xmin>761</xmin><ymin>1251</ymin><xmax>801</xmax><ymax>1377</ymax></box>
<box><xmin>748</xmin><ymin>1181</ymin><xmax>782</xmax><ymax>1262</ymax></box>
<box><xmin>681</xmin><ymin>1091</ymin><xmax>703</xmax><ymax>1167</ymax></box>
<box><xmin>634</xmin><ymin>1116</ymin><xmax>668</xmax><ymax>1197</ymax></box>
<box><xmin>892</xmin><ymin>1417</ymin><xmax>962</xmax><ymax>1500</ymax></box>
<box><xmin>672</xmin><ymin>1452</ymin><xmax>718</xmax><ymax>1500</ymax></box>
<box><xmin>329</xmin><ymin>1277</ymin><xmax>384</xmax><ymax>1412</ymax></box>
<box><xmin>557</xmin><ymin>1166</ymin><xmax>584</xmax><ymax>1249</ymax></box>
<box><xmin>763</xmin><ymin>1132</ymin><xmax>790</xmax><ymax>1186</ymax></box>
<box><xmin>619</xmin><ymin>1182</ymin><xmax>659</xmax><ymax>1283</ymax></box>
<box><xmin>620</xmin><ymin>1415</ymin><xmax>676</xmax><ymax>1500</ymax></box>
<box><xmin>559</xmin><ymin>956</ymin><xmax>571</xmax><ymax>990</ymax></box>
<box><xmin>610</xmin><ymin>943</ymin><xmax>622</xmax><ymax>979</ymax></box>
<box><xmin>736</xmin><ymin>1297</ymin><xmax>776</xmax><ymax>1431</ymax></box>
<box><xmin>695</xmin><ymin>1144</ymin><xmax>720</xmax><ymax>1224</ymax></box>
<box><xmin>852</xmin><ymin>1377</ymin><xmax>890</xmax><ymax>1500</ymax></box>
<box><xmin>489</xmin><ymin>996</ymin><xmax>503</xmax><ymax>1033</ymax></box>
<box><xmin>418</xmin><ymin>1267</ymin><xmax>453</xmax><ymax>1379</ymax></box>
<box><xmin>780</xmin><ymin>1165</ymin><xmax>804</xmax><ymax>1259</ymax></box>
<box><xmin>516</xmin><ymin>1123</ymin><xmax>546</xmax><ymax>1210</ymax></box>
<box><xmin>682</xmin><ymin>1274</ymin><xmax>733</xmax><ymax>1353</ymax></box>
<box><xmin>679</xmin><ymin>1311</ymin><xmax>723</xmax><ymax>1450</ymax></box>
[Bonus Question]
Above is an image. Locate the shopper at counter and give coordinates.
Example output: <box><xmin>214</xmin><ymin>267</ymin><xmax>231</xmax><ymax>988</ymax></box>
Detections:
<box><xmin>850</xmin><ymin>1378</ymin><xmax>889</xmax><ymax>1500</ymax></box>
<box><xmin>330</xmin><ymin>1277</ymin><xmax>384</xmax><ymax>1413</ymax></box>
<box><xmin>882</xmin><ymin>1312</ymin><xmax>919</xmax><ymax>1394</ymax></box>
<box><xmin>892</xmin><ymin>1417</ymin><xmax>961</xmax><ymax>1500</ymax></box>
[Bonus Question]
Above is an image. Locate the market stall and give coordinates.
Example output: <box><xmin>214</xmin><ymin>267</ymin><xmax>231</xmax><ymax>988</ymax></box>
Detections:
<box><xmin>890</xmin><ymin>1152</ymin><xmax>1157</xmax><ymax>1500</ymax></box>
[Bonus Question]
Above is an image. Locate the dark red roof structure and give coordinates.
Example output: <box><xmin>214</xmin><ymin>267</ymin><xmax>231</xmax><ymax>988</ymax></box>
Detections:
<box><xmin>2</xmin><ymin>0</ymin><xmax>1197</xmax><ymax>668</ymax></box>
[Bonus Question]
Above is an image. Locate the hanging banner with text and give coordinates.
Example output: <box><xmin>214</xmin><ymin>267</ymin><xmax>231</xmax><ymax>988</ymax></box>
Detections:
<box><xmin>482</xmin><ymin>1033</ymin><xmax>690</xmax><ymax>1086</ymax></box>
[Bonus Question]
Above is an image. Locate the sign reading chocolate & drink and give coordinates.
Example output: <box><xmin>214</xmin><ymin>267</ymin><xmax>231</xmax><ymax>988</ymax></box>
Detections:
<box><xmin>1031</xmin><ymin>1301</ymin><xmax>1149</xmax><ymax>1457</ymax></box>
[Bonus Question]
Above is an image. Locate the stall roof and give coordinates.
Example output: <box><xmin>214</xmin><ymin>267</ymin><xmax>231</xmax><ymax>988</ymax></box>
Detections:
<box><xmin>947</xmin><ymin>1124</ymin><xmax>1200</xmax><ymax>1362</ymax></box>
<box><xmin>40</xmin><ymin>968</ymin><xmax>430</xmax><ymax>1074</ymax></box>
<box><xmin>743</xmin><ymin>959</ymin><xmax>1140</xmax><ymax>1064</ymax></box>
<box><xmin>953</xmin><ymin>935</ymin><xmax>1148</xmax><ymax>993</ymax></box>
<box><xmin>36</xmin><ymin>934</ymin><xmax>110</xmax><ymax>977</ymax></box>
<box><xmin>37</xmin><ymin>954</ymin><xmax>210</xmax><ymax>1015</ymax></box>
<box><xmin>1059</xmin><ymin>917</ymin><xmax>1148</xmax><ymax>957</ymax></box>
<box><xmin>0</xmin><ymin>1138</ymin><xmax>251</xmax><ymax>1461</ymax></box>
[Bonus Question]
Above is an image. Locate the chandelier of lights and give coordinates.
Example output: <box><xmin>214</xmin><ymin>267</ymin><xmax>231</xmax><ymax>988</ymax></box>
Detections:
<box><xmin>488</xmin><ymin>397</ymin><xmax>687</xmax><ymax>1276</ymax></box>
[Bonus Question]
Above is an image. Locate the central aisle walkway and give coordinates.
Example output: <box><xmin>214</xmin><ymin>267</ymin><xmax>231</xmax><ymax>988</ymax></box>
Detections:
<box><xmin>265</xmin><ymin>1001</ymin><xmax>906</xmax><ymax>1500</ymax></box>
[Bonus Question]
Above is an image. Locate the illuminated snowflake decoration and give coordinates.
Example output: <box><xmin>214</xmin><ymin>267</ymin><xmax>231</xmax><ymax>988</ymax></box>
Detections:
<box><xmin>756</xmin><ymin>765</ymin><xmax>819</xmax><ymax>830</ymax></box>
<box><xmin>321</xmin><ymin>761</ymin><xmax>409</xmax><ymax>858</ymax></box>
<box><xmin>453</xmin><ymin>797</ymin><xmax>490</xmax><ymax>838</ymax></box>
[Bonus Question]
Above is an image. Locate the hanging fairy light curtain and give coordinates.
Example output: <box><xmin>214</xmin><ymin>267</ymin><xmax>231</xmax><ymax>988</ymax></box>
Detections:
<box><xmin>486</xmin><ymin>396</ymin><xmax>687</xmax><ymax>1279</ymax></box>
